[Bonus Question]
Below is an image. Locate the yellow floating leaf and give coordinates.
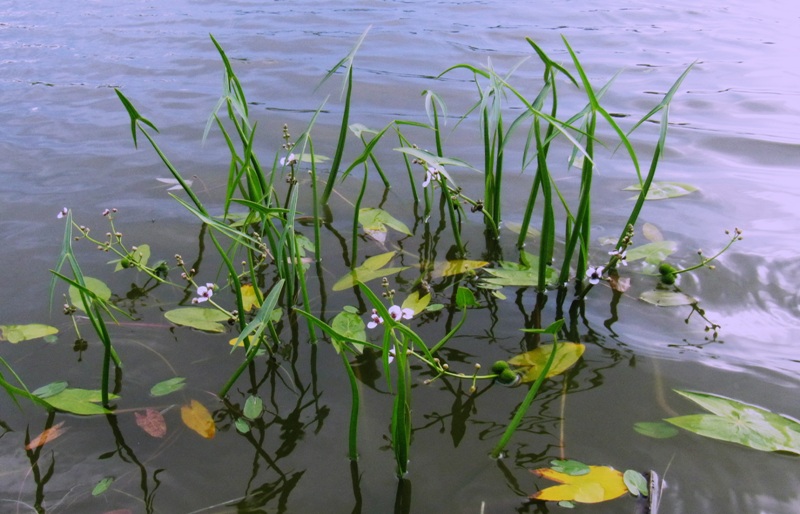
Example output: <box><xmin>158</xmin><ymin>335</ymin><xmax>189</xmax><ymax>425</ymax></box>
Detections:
<box><xmin>240</xmin><ymin>284</ymin><xmax>261</xmax><ymax>312</ymax></box>
<box><xmin>530</xmin><ymin>465</ymin><xmax>627</xmax><ymax>504</ymax></box>
<box><xmin>434</xmin><ymin>259</ymin><xmax>489</xmax><ymax>277</ymax></box>
<box><xmin>401</xmin><ymin>291</ymin><xmax>431</xmax><ymax>315</ymax></box>
<box><xmin>26</xmin><ymin>422</ymin><xmax>67</xmax><ymax>450</ymax></box>
<box><xmin>180</xmin><ymin>400</ymin><xmax>216</xmax><ymax>439</ymax></box>
<box><xmin>508</xmin><ymin>342</ymin><xmax>585</xmax><ymax>382</ymax></box>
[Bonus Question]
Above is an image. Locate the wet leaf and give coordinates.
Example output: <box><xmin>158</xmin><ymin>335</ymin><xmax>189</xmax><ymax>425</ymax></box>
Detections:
<box><xmin>92</xmin><ymin>476</ymin><xmax>115</xmax><ymax>496</ymax></box>
<box><xmin>478</xmin><ymin>256</ymin><xmax>558</xmax><ymax>289</ymax></box>
<box><xmin>68</xmin><ymin>276</ymin><xmax>112</xmax><ymax>311</ymax></box>
<box><xmin>243</xmin><ymin>395</ymin><xmax>264</xmax><ymax>420</ymax></box>
<box><xmin>624</xmin><ymin>181</ymin><xmax>698</xmax><ymax>200</ymax></box>
<box><xmin>150</xmin><ymin>377</ymin><xmax>186</xmax><ymax>397</ymax></box>
<box><xmin>508</xmin><ymin>343</ymin><xmax>585</xmax><ymax>383</ymax></box>
<box><xmin>359</xmin><ymin>208</ymin><xmax>412</xmax><ymax>239</ymax></box>
<box><xmin>26</xmin><ymin>422</ymin><xmax>67</xmax><ymax>450</ymax></box>
<box><xmin>181</xmin><ymin>399</ymin><xmax>216</xmax><ymax>439</ymax></box>
<box><xmin>43</xmin><ymin>388</ymin><xmax>117</xmax><ymax>415</ymax></box>
<box><xmin>633</xmin><ymin>421</ymin><xmax>679</xmax><ymax>439</ymax></box>
<box><xmin>401</xmin><ymin>291</ymin><xmax>431</xmax><ymax>315</ymax></box>
<box><xmin>640</xmin><ymin>290</ymin><xmax>696</xmax><ymax>307</ymax></box>
<box><xmin>135</xmin><ymin>409</ymin><xmax>167</xmax><ymax>438</ymax></box>
<box><xmin>164</xmin><ymin>307</ymin><xmax>230</xmax><ymax>332</ymax></box>
<box><xmin>332</xmin><ymin>251</ymin><xmax>409</xmax><ymax>291</ymax></box>
<box><xmin>626</xmin><ymin>241</ymin><xmax>677</xmax><ymax>264</ymax></box>
<box><xmin>530</xmin><ymin>465</ymin><xmax>628</xmax><ymax>504</ymax></box>
<box><xmin>665</xmin><ymin>390</ymin><xmax>800</xmax><ymax>454</ymax></box>
<box><xmin>240</xmin><ymin>284</ymin><xmax>261</xmax><ymax>312</ymax></box>
<box><xmin>32</xmin><ymin>381</ymin><xmax>68</xmax><ymax>399</ymax></box>
<box><xmin>0</xmin><ymin>324</ymin><xmax>59</xmax><ymax>344</ymax></box>
<box><xmin>434</xmin><ymin>259</ymin><xmax>489</xmax><ymax>277</ymax></box>
<box><xmin>624</xmin><ymin>470</ymin><xmax>648</xmax><ymax>497</ymax></box>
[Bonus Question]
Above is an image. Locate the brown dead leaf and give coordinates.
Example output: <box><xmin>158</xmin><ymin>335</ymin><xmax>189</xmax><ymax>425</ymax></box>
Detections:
<box><xmin>26</xmin><ymin>421</ymin><xmax>67</xmax><ymax>450</ymax></box>
<box><xmin>135</xmin><ymin>409</ymin><xmax>167</xmax><ymax>438</ymax></box>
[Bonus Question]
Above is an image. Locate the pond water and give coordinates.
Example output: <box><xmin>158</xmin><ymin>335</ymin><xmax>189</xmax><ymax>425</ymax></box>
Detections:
<box><xmin>2</xmin><ymin>0</ymin><xmax>799</xmax><ymax>512</ymax></box>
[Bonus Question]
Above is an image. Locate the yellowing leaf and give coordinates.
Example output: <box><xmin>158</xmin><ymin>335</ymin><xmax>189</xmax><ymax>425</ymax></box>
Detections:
<box><xmin>508</xmin><ymin>342</ymin><xmax>585</xmax><ymax>383</ymax></box>
<box><xmin>434</xmin><ymin>259</ymin><xmax>489</xmax><ymax>277</ymax></box>
<box><xmin>180</xmin><ymin>400</ymin><xmax>216</xmax><ymax>439</ymax></box>
<box><xmin>135</xmin><ymin>409</ymin><xmax>167</xmax><ymax>438</ymax></box>
<box><xmin>332</xmin><ymin>251</ymin><xmax>409</xmax><ymax>291</ymax></box>
<box><xmin>401</xmin><ymin>291</ymin><xmax>431</xmax><ymax>315</ymax></box>
<box><xmin>530</xmin><ymin>465</ymin><xmax>628</xmax><ymax>504</ymax></box>
<box><xmin>240</xmin><ymin>284</ymin><xmax>261</xmax><ymax>312</ymax></box>
<box><xmin>25</xmin><ymin>422</ymin><xmax>67</xmax><ymax>450</ymax></box>
<box><xmin>0</xmin><ymin>324</ymin><xmax>58</xmax><ymax>343</ymax></box>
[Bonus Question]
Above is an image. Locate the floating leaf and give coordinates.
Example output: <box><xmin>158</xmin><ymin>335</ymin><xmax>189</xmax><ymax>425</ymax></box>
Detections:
<box><xmin>240</xmin><ymin>284</ymin><xmax>261</xmax><ymax>312</ymax></box>
<box><xmin>330</xmin><ymin>311</ymin><xmax>367</xmax><ymax>353</ymax></box>
<box><xmin>401</xmin><ymin>291</ymin><xmax>431</xmax><ymax>315</ymax></box>
<box><xmin>92</xmin><ymin>476</ymin><xmax>115</xmax><ymax>496</ymax></box>
<box><xmin>626</xmin><ymin>241</ymin><xmax>677</xmax><ymax>264</ymax></box>
<box><xmin>0</xmin><ymin>324</ymin><xmax>59</xmax><ymax>344</ymax></box>
<box><xmin>68</xmin><ymin>276</ymin><xmax>112</xmax><ymax>311</ymax></box>
<box><xmin>456</xmin><ymin>287</ymin><xmax>479</xmax><ymax>309</ymax></box>
<box><xmin>243</xmin><ymin>395</ymin><xmax>264</xmax><ymax>420</ymax></box>
<box><xmin>135</xmin><ymin>409</ymin><xmax>167</xmax><ymax>438</ymax></box>
<box><xmin>550</xmin><ymin>459</ymin><xmax>590</xmax><ymax>476</ymax></box>
<box><xmin>530</xmin><ymin>465</ymin><xmax>628</xmax><ymax>504</ymax></box>
<box><xmin>332</xmin><ymin>251</ymin><xmax>409</xmax><ymax>291</ymax></box>
<box><xmin>32</xmin><ymin>381</ymin><xmax>68</xmax><ymax>399</ymax></box>
<box><xmin>633</xmin><ymin>421</ymin><xmax>679</xmax><ymax>439</ymax></box>
<box><xmin>478</xmin><ymin>255</ymin><xmax>559</xmax><ymax>290</ymax></box>
<box><xmin>624</xmin><ymin>181</ymin><xmax>698</xmax><ymax>200</ymax></box>
<box><xmin>359</xmin><ymin>208</ymin><xmax>412</xmax><ymax>240</ymax></box>
<box><xmin>623</xmin><ymin>470</ymin><xmax>648</xmax><ymax>497</ymax></box>
<box><xmin>112</xmin><ymin>244</ymin><xmax>150</xmax><ymax>271</ymax></box>
<box><xmin>235</xmin><ymin>418</ymin><xmax>250</xmax><ymax>434</ymax></box>
<box><xmin>25</xmin><ymin>422</ymin><xmax>67</xmax><ymax>450</ymax></box>
<box><xmin>181</xmin><ymin>399</ymin><xmax>216</xmax><ymax>439</ymax></box>
<box><xmin>434</xmin><ymin>259</ymin><xmax>489</xmax><ymax>277</ymax></box>
<box><xmin>43</xmin><ymin>388</ymin><xmax>117</xmax><ymax>415</ymax></box>
<box><xmin>508</xmin><ymin>343</ymin><xmax>585</xmax><ymax>383</ymax></box>
<box><xmin>664</xmin><ymin>390</ymin><xmax>800</xmax><ymax>454</ymax></box>
<box><xmin>164</xmin><ymin>307</ymin><xmax>230</xmax><ymax>332</ymax></box>
<box><xmin>640</xmin><ymin>290</ymin><xmax>696</xmax><ymax>307</ymax></box>
<box><xmin>150</xmin><ymin>377</ymin><xmax>186</xmax><ymax>397</ymax></box>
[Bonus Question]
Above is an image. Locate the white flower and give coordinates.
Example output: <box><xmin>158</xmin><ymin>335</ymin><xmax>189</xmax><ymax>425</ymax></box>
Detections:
<box><xmin>586</xmin><ymin>266</ymin><xmax>605</xmax><ymax>285</ymax></box>
<box><xmin>387</xmin><ymin>345</ymin><xmax>396</xmax><ymax>364</ymax></box>
<box><xmin>387</xmin><ymin>305</ymin><xmax>414</xmax><ymax>321</ymax></box>
<box><xmin>608</xmin><ymin>249</ymin><xmax>627</xmax><ymax>266</ymax></box>
<box><xmin>280</xmin><ymin>153</ymin><xmax>298</xmax><ymax>166</ymax></box>
<box><xmin>102</xmin><ymin>208</ymin><xmax>110</xmax><ymax>217</ymax></box>
<box><xmin>57</xmin><ymin>207</ymin><xmax>68</xmax><ymax>219</ymax></box>
<box><xmin>193</xmin><ymin>283</ymin><xmax>215</xmax><ymax>303</ymax></box>
<box><xmin>367</xmin><ymin>308</ymin><xmax>384</xmax><ymax>329</ymax></box>
<box><xmin>422</xmin><ymin>166</ymin><xmax>440</xmax><ymax>188</ymax></box>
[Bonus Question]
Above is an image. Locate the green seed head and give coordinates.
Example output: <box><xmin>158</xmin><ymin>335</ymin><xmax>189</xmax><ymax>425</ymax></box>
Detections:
<box><xmin>497</xmin><ymin>368</ymin><xmax>519</xmax><ymax>385</ymax></box>
<box><xmin>491</xmin><ymin>360</ymin><xmax>510</xmax><ymax>374</ymax></box>
<box><xmin>660</xmin><ymin>273</ymin><xmax>676</xmax><ymax>285</ymax></box>
<box><xmin>658</xmin><ymin>262</ymin><xmax>676</xmax><ymax>275</ymax></box>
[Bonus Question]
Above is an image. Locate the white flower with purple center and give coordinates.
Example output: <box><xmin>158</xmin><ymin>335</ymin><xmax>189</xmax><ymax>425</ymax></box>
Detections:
<box><xmin>192</xmin><ymin>283</ymin><xmax>215</xmax><ymax>304</ymax></box>
<box><xmin>367</xmin><ymin>308</ymin><xmax>384</xmax><ymax>329</ymax></box>
<box><xmin>586</xmin><ymin>266</ymin><xmax>605</xmax><ymax>285</ymax></box>
<box><xmin>387</xmin><ymin>305</ymin><xmax>414</xmax><ymax>322</ymax></box>
<box><xmin>280</xmin><ymin>153</ymin><xmax>298</xmax><ymax>167</ymax></box>
<box><xmin>608</xmin><ymin>249</ymin><xmax>628</xmax><ymax>266</ymax></box>
<box><xmin>422</xmin><ymin>166</ymin><xmax>440</xmax><ymax>188</ymax></box>
<box><xmin>57</xmin><ymin>207</ymin><xmax>68</xmax><ymax>219</ymax></box>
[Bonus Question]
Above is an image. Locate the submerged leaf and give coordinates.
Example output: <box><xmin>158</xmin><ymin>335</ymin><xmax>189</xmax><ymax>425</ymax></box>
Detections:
<box><xmin>0</xmin><ymin>324</ymin><xmax>59</xmax><ymax>344</ymax></box>
<box><xmin>508</xmin><ymin>343</ymin><xmax>585</xmax><ymax>383</ymax></box>
<box><xmin>531</xmin><ymin>465</ymin><xmax>628</xmax><ymax>504</ymax></box>
<box><xmin>665</xmin><ymin>390</ymin><xmax>800</xmax><ymax>454</ymax></box>
<box><xmin>135</xmin><ymin>409</ymin><xmax>167</xmax><ymax>438</ymax></box>
<box><xmin>32</xmin><ymin>381</ymin><xmax>68</xmax><ymax>399</ymax></box>
<box><xmin>359</xmin><ymin>208</ymin><xmax>412</xmax><ymax>237</ymax></box>
<box><xmin>26</xmin><ymin>422</ymin><xmax>67</xmax><ymax>450</ymax></box>
<box><xmin>164</xmin><ymin>307</ymin><xmax>230</xmax><ymax>332</ymax></box>
<box><xmin>240</xmin><ymin>284</ymin><xmax>261</xmax><ymax>312</ymax></box>
<box><xmin>624</xmin><ymin>181</ymin><xmax>698</xmax><ymax>200</ymax></box>
<box><xmin>92</xmin><ymin>476</ymin><xmax>115</xmax><ymax>496</ymax></box>
<box><xmin>626</xmin><ymin>241</ymin><xmax>677</xmax><ymax>264</ymax></box>
<box><xmin>433</xmin><ymin>259</ymin><xmax>489</xmax><ymax>277</ymax></box>
<box><xmin>633</xmin><ymin>421</ymin><xmax>679</xmax><ymax>439</ymax></box>
<box><xmin>243</xmin><ymin>395</ymin><xmax>264</xmax><ymax>420</ymax></box>
<box><xmin>640</xmin><ymin>290</ymin><xmax>696</xmax><ymax>307</ymax></box>
<box><xmin>181</xmin><ymin>400</ymin><xmax>216</xmax><ymax>439</ymax></box>
<box><xmin>550</xmin><ymin>459</ymin><xmax>590</xmax><ymax>476</ymax></box>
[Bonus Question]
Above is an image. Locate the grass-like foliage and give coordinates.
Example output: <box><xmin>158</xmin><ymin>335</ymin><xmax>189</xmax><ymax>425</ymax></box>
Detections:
<box><xmin>6</xmin><ymin>33</ymin><xmax>744</xmax><ymax>483</ymax></box>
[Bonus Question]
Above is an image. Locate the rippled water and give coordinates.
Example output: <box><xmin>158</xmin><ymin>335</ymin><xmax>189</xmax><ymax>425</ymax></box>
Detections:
<box><xmin>2</xmin><ymin>0</ymin><xmax>799</xmax><ymax>512</ymax></box>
